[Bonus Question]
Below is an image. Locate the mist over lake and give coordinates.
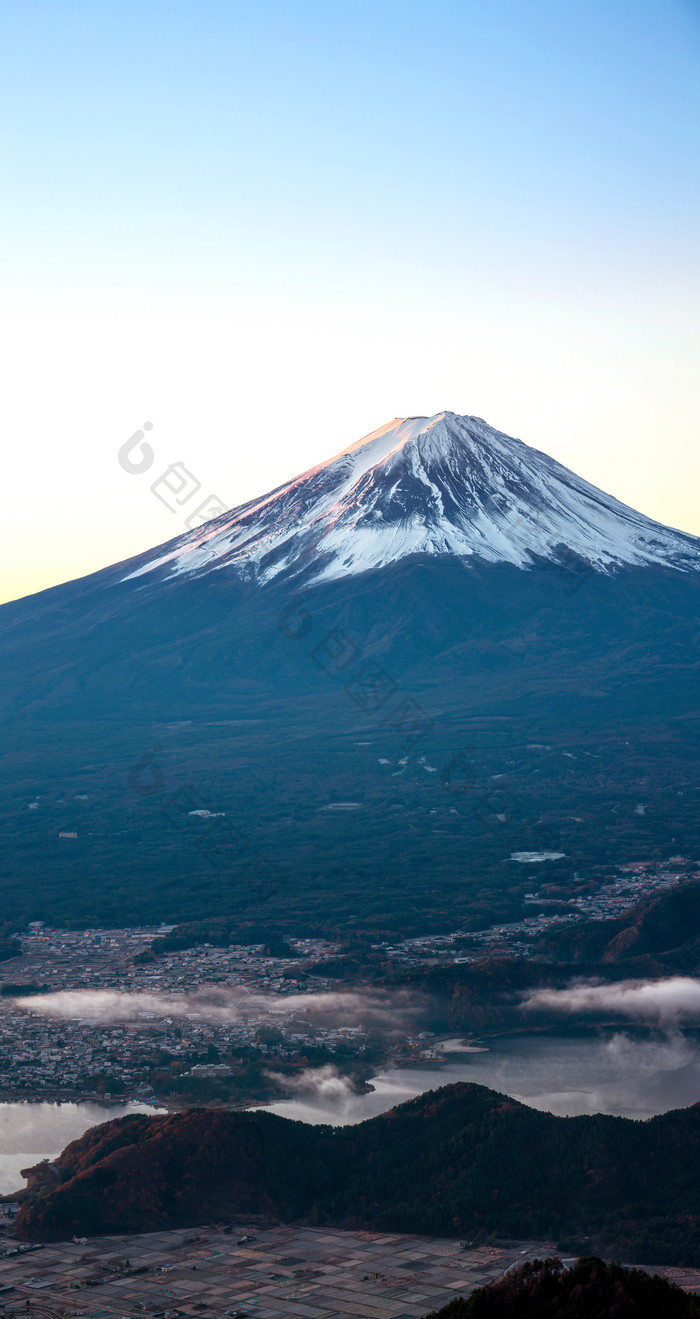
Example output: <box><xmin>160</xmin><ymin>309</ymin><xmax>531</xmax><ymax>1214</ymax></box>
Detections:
<box><xmin>263</xmin><ymin>1029</ymin><xmax>700</xmax><ymax>1125</ymax></box>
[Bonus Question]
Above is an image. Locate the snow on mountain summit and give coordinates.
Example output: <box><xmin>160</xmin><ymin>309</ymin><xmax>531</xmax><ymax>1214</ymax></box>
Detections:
<box><xmin>123</xmin><ymin>411</ymin><xmax>700</xmax><ymax>587</ymax></box>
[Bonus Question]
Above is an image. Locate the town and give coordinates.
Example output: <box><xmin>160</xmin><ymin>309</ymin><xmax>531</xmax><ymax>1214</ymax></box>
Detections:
<box><xmin>0</xmin><ymin>858</ymin><xmax>691</xmax><ymax>1105</ymax></box>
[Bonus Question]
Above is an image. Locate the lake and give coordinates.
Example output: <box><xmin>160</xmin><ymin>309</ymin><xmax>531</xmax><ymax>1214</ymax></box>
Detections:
<box><xmin>0</xmin><ymin>1100</ymin><xmax>162</xmax><ymax>1196</ymax></box>
<box><xmin>263</xmin><ymin>1029</ymin><xmax>700</xmax><ymax>1125</ymax></box>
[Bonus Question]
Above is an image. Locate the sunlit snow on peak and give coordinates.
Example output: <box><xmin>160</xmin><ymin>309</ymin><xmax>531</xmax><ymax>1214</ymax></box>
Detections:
<box><xmin>122</xmin><ymin>411</ymin><xmax>700</xmax><ymax>588</ymax></box>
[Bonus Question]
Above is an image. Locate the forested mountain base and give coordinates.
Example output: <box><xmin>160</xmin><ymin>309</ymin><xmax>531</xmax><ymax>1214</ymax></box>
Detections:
<box><xmin>2</xmin><ymin>562</ymin><xmax>699</xmax><ymax>932</ymax></box>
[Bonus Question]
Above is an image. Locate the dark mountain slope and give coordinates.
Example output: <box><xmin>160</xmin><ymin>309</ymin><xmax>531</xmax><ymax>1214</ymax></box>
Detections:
<box><xmin>1</xmin><ymin>558</ymin><xmax>699</xmax><ymax>930</ymax></box>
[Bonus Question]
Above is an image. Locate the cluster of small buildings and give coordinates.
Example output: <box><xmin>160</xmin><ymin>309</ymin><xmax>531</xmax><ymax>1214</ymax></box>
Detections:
<box><xmin>0</xmin><ymin>930</ymin><xmax>368</xmax><ymax>1100</ymax></box>
<box><xmin>372</xmin><ymin>859</ymin><xmax>696</xmax><ymax>963</ymax></box>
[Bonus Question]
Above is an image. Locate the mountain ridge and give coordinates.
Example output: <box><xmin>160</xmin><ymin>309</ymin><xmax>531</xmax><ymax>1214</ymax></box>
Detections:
<box><xmin>15</xmin><ymin>1080</ymin><xmax>700</xmax><ymax>1265</ymax></box>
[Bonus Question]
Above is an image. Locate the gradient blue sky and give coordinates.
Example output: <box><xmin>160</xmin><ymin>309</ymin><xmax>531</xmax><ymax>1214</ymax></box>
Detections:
<box><xmin>1</xmin><ymin>0</ymin><xmax>699</xmax><ymax>601</ymax></box>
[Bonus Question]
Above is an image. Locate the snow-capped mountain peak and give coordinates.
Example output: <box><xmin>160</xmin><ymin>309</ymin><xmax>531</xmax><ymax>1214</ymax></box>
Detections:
<box><xmin>124</xmin><ymin>411</ymin><xmax>700</xmax><ymax>586</ymax></box>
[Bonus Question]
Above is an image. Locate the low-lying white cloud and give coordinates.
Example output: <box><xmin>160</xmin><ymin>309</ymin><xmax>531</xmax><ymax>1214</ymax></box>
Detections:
<box><xmin>265</xmin><ymin>1063</ymin><xmax>357</xmax><ymax>1105</ymax></box>
<box><xmin>523</xmin><ymin>976</ymin><xmax>700</xmax><ymax>1024</ymax></box>
<box><xmin>12</xmin><ymin>986</ymin><xmax>423</xmax><ymax>1030</ymax></box>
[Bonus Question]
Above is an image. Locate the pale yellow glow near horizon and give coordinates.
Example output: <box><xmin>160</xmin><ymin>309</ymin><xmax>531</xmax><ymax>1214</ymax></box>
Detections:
<box><xmin>1</xmin><ymin>286</ymin><xmax>698</xmax><ymax>607</ymax></box>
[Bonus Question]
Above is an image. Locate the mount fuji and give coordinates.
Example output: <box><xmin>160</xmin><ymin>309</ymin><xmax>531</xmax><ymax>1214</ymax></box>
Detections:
<box><xmin>1</xmin><ymin>411</ymin><xmax>699</xmax><ymax>932</ymax></box>
<box><xmin>122</xmin><ymin>411</ymin><xmax>700</xmax><ymax>589</ymax></box>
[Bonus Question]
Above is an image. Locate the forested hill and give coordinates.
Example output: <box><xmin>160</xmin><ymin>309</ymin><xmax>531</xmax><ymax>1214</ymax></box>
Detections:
<box><xmin>425</xmin><ymin>1256</ymin><xmax>700</xmax><ymax>1317</ymax></box>
<box><xmin>534</xmin><ymin>881</ymin><xmax>700</xmax><ymax>970</ymax></box>
<box><xmin>17</xmin><ymin>1082</ymin><xmax>700</xmax><ymax>1265</ymax></box>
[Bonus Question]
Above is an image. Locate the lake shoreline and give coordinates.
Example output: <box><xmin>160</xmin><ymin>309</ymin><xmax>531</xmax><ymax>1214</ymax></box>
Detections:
<box><xmin>3</xmin><ymin>1025</ymin><xmax>700</xmax><ymax>1196</ymax></box>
